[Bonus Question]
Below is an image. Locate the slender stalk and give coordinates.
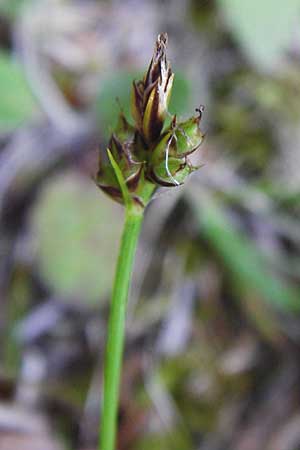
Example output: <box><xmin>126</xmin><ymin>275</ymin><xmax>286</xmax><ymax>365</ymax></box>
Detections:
<box><xmin>99</xmin><ymin>207</ymin><xmax>144</xmax><ymax>450</ymax></box>
<box><xmin>96</xmin><ymin>32</ymin><xmax>203</xmax><ymax>450</ymax></box>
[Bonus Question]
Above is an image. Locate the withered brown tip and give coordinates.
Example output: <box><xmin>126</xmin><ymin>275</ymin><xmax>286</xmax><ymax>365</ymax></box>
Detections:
<box><xmin>157</xmin><ymin>32</ymin><xmax>168</xmax><ymax>46</ymax></box>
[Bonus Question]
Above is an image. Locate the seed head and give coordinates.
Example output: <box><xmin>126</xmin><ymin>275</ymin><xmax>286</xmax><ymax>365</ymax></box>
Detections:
<box><xmin>131</xmin><ymin>33</ymin><xmax>174</xmax><ymax>145</ymax></box>
<box><xmin>96</xmin><ymin>34</ymin><xmax>205</xmax><ymax>207</ymax></box>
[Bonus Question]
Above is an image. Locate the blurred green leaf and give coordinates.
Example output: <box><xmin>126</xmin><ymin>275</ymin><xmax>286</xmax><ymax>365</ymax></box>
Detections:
<box><xmin>135</xmin><ymin>427</ymin><xmax>191</xmax><ymax>450</ymax></box>
<box><xmin>188</xmin><ymin>191</ymin><xmax>300</xmax><ymax>312</ymax></box>
<box><xmin>217</xmin><ymin>0</ymin><xmax>300</xmax><ymax>71</ymax></box>
<box><xmin>96</xmin><ymin>71</ymin><xmax>137</xmax><ymax>140</ymax></box>
<box><xmin>31</xmin><ymin>171</ymin><xmax>123</xmax><ymax>305</ymax></box>
<box><xmin>0</xmin><ymin>51</ymin><xmax>36</xmax><ymax>131</ymax></box>
<box><xmin>0</xmin><ymin>0</ymin><xmax>24</xmax><ymax>18</ymax></box>
<box><xmin>96</xmin><ymin>71</ymin><xmax>190</xmax><ymax>140</ymax></box>
<box><xmin>5</xmin><ymin>268</ymin><xmax>31</xmax><ymax>375</ymax></box>
<box><xmin>168</xmin><ymin>73</ymin><xmax>191</xmax><ymax>116</ymax></box>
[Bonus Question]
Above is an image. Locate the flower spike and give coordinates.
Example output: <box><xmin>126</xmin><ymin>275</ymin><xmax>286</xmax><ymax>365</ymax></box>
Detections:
<box><xmin>96</xmin><ymin>33</ymin><xmax>205</xmax><ymax>206</ymax></box>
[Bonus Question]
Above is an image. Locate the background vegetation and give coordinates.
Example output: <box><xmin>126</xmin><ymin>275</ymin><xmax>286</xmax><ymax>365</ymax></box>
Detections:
<box><xmin>0</xmin><ymin>1</ymin><xmax>300</xmax><ymax>449</ymax></box>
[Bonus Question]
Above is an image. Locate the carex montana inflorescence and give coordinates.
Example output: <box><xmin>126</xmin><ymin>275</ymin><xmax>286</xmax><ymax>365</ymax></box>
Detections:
<box><xmin>96</xmin><ymin>33</ymin><xmax>205</xmax><ymax>207</ymax></box>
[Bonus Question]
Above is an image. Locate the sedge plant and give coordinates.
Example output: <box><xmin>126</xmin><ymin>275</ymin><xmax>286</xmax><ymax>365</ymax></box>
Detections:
<box><xmin>96</xmin><ymin>33</ymin><xmax>205</xmax><ymax>450</ymax></box>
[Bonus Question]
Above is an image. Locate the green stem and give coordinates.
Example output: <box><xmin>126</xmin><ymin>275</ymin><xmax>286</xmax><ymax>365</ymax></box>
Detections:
<box><xmin>99</xmin><ymin>207</ymin><xmax>144</xmax><ymax>450</ymax></box>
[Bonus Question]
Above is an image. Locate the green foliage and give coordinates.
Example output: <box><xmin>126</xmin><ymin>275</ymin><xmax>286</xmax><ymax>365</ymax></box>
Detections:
<box><xmin>0</xmin><ymin>0</ymin><xmax>24</xmax><ymax>18</ymax></box>
<box><xmin>96</xmin><ymin>72</ymin><xmax>137</xmax><ymax>139</ymax></box>
<box><xmin>135</xmin><ymin>430</ymin><xmax>190</xmax><ymax>450</ymax></box>
<box><xmin>214</xmin><ymin>99</ymin><xmax>273</xmax><ymax>172</ymax></box>
<box><xmin>4</xmin><ymin>268</ymin><xmax>31</xmax><ymax>375</ymax></box>
<box><xmin>0</xmin><ymin>51</ymin><xmax>36</xmax><ymax>131</ymax></box>
<box><xmin>189</xmin><ymin>192</ymin><xmax>300</xmax><ymax>312</ymax></box>
<box><xmin>217</xmin><ymin>0</ymin><xmax>300</xmax><ymax>71</ymax></box>
<box><xmin>31</xmin><ymin>171</ymin><xmax>122</xmax><ymax>304</ymax></box>
<box><xmin>168</xmin><ymin>73</ymin><xmax>191</xmax><ymax>116</ymax></box>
